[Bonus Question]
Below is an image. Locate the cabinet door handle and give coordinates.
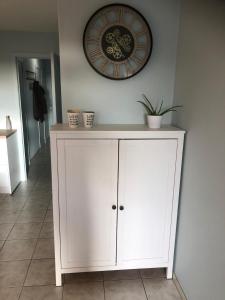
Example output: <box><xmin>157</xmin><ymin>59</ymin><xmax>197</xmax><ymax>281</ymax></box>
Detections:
<box><xmin>119</xmin><ymin>205</ymin><xmax>124</xmax><ymax>211</ymax></box>
<box><xmin>112</xmin><ymin>205</ymin><xmax>117</xmax><ymax>210</ymax></box>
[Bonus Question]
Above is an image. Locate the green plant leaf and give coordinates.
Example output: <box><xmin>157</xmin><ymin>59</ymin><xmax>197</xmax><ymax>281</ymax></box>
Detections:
<box><xmin>138</xmin><ymin>95</ymin><xmax>182</xmax><ymax>116</ymax></box>
<box><xmin>137</xmin><ymin>101</ymin><xmax>152</xmax><ymax>114</ymax></box>
<box><xmin>160</xmin><ymin>109</ymin><xmax>176</xmax><ymax>115</ymax></box>
<box><xmin>142</xmin><ymin>94</ymin><xmax>155</xmax><ymax>113</ymax></box>
<box><xmin>157</xmin><ymin>99</ymin><xmax>163</xmax><ymax>115</ymax></box>
<box><xmin>160</xmin><ymin>105</ymin><xmax>182</xmax><ymax>115</ymax></box>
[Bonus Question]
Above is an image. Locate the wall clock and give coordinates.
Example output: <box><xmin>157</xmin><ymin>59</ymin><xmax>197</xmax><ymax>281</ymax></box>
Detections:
<box><xmin>83</xmin><ymin>4</ymin><xmax>153</xmax><ymax>80</ymax></box>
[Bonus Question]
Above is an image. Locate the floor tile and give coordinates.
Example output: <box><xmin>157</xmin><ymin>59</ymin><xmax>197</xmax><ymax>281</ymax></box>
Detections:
<box><xmin>0</xmin><ymin>287</ymin><xmax>21</xmax><ymax>300</ymax></box>
<box><xmin>29</xmin><ymin>191</ymin><xmax>51</xmax><ymax>200</ymax></box>
<box><xmin>16</xmin><ymin>181</ymin><xmax>35</xmax><ymax>191</ymax></box>
<box><xmin>140</xmin><ymin>268</ymin><xmax>166</xmax><ymax>279</ymax></box>
<box><xmin>27</xmin><ymin>192</ymin><xmax>50</xmax><ymax>199</ymax></box>
<box><xmin>23</xmin><ymin>201</ymin><xmax>49</xmax><ymax>211</ymax></box>
<box><xmin>0</xmin><ymin>207</ymin><xmax>18</xmax><ymax>216</ymax></box>
<box><xmin>0</xmin><ymin>223</ymin><xmax>14</xmax><ymax>240</ymax></box>
<box><xmin>0</xmin><ymin>198</ymin><xmax>25</xmax><ymax>211</ymax></box>
<box><xmin>24</xmin><ymin>259</ymin><xmax>55</xmax><ymax>286</ymax></box>
<box><xmin>64</xmin><ymin>272</ymin><xmax>103</xmax><ymax>284</ymax></box>
<box><xmin>13</xmin><ymin>189</ymin><xmax>32</xmax><ymax>197</ymax></box>
<box><xmin>0</xmin><ymin>194</ymin><xmax>6</xmax><ymax>200</ymax></box>
<box><xmin>40</xmin><ymin>222</ymin><xmax>54</xmax><ymax>238</ymax></box>
<box><xmin>17</xmin><ymin>209</ymin><xmax>46</xmax><ymax>223</ymax></box>
<box><xmin>104</xmin><ymin>269</ymin><xmax>140</xmax><ymax>281</ymax></box>
<box><xmin>63</xmin><ymin>282</ymin><xmax>104</xmax><ymax>300</ymax></box>
<box><xmin>0</xmin><ymin>239</ymin><xmax>36</xmax><ymax>261</ymax></box>
<box><xmin>33</xmin><ymin>238</ymin><xmax>55</xmax><ymax>259</ymax></box>
<box><xmin>20</xmin><ymin>285</ymin><xmax>62</xmax><ymax>300</ymax></box>
<box><xmin>0</xmin><ymin>241</ymin><xmax>4</xmax><ymax>249</ymax></box>
<box><xmin>143</xmin><ymin>278</ymin><xmax>182</xmax><ymax>300</ymax></box>
<box><xmin>0</xmin><ymin>211</ymin><xmax>19</xmax><ymax>224</ymax></box>
<box><xmin>0</xmin><ymin>260</ymin><xmax>30</xmax><ymax>287</ymax></box>
<box><xmin>10</xmin><ymin>188</ymin><xmax>31</xmax><ymax>196</ymax></box>
<box><xmin>29</xmin><ymin>189</ymin><xmax>50</xmax><ymax>196</ymax></box>
<box><xmin>44</xmin><ymin>210</ymin><xmax>53</xmax><ymax>222</ymax></box>
<box><xmin>104</xmin><ymin>279</ymin><xmax>147</xmax><ymax>300</ymax></box>
<box><xmin>33</xmin><ymin>184</ymin><xmax>51</xmax><ymax>192</ymax></box>
<box><xmin>7</xmin><ymin>223</ymin><xmax>42</xmax><ymax>240</ymax></box>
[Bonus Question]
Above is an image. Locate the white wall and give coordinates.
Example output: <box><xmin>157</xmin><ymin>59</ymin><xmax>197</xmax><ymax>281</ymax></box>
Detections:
<box><xmin>58</xmin><ymin>0</ymin><xmax>180</xmax><ymax>124</ymax></box>
<box><xmin>0</xmin><ymin>31</ymin><xmax>58</xmax><ymax>180</ymax></box>
<box><xmin>43</xmin><ymin>60</ymin><xmax>54</xmax><ymax>131</ymax></box>
<box><xmin>173</xmin><ymin>0</ymin><xmax>225</xmax><ymax>299</ymax></box>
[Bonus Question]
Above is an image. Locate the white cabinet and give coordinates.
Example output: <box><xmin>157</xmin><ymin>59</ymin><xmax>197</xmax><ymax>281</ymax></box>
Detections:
<box><xmin>50</xmin><ymin>125</ymin><xmax>185</xmax><ymax>286</ymax></box>
<box><xmin>57</xmin><ymin>139</ymin><xmax>118</xmax><ymax>268</ymax></box>
<box><xmin>0</xmin><ymin>130</ymin><xmax>20</xmax><ymax>194</ymax></box>
<box><xmin>117</xmin><ymin>140</ymin><xmax>177</xmax><ymax>266</ymax></box>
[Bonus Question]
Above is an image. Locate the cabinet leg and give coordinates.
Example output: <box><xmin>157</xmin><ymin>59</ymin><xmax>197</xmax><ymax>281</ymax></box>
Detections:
<box><xmin>166</xmin><ymin>266</ymin><xmax>173</xmax><ymax>279</ymax></box>
<box><xmin>55</xmin><ymin>271</ymin><xmax>62</xmax><ymax>286</ymax></box>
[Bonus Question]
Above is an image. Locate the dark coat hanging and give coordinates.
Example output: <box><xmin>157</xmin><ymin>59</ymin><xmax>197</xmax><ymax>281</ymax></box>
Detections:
<box><xmin>33</xmin><ymin>80</ymin><xmax>48</xmax><ymax>122</ymax></box>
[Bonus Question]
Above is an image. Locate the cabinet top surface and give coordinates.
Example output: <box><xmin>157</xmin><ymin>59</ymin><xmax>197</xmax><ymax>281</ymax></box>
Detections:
<box><xmin>51</xmin><ymin>124</ymin><xmax>185</xmax><ymax>133</ymax></box>
<box><xmin>0</xmin><ymin>129</ymin><xmax>16</xmax><ymax>138</ymax></box>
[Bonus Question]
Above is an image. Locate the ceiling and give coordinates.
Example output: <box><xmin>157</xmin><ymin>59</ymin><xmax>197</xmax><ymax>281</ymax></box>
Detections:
<box><xmin>0</xmin><ymin>0</ymin><xmax>58</xmax><ymax>32</ymax></box>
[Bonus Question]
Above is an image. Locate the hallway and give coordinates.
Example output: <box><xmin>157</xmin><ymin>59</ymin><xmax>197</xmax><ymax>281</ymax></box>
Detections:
<box><xmin>0</xmin><ymin>144</ymin><xmax>55</xmax><ymax>298</ymax></box>
<box><xmin>0</xmin><ymin>145</ymin><xmax>183</xmax><ymax>299</ymax></box>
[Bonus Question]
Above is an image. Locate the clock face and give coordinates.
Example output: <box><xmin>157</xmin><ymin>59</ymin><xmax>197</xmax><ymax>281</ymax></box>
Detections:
<box><xmin>83</xmin><ymin>4</ymin><xmax>153</xmax><ymax>80</ymax></box>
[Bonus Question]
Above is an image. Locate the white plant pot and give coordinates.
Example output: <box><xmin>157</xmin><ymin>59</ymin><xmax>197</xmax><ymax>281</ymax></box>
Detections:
<box><xmin>147</xmin><ymin>115</ymin><xmax>162</xmax><ymax>129</ymax></box>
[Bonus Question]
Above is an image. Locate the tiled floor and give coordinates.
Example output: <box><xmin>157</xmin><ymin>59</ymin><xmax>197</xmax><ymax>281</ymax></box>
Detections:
<box><xmin>0</xmin><ymin>144</ymin><xmax>183</xmax><ymax>299</ymax></box>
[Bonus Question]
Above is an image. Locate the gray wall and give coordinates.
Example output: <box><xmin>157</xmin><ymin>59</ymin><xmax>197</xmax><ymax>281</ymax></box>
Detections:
<box><xmin>58</xmin><ymin>0</ymin><xmax>180</xmax><ymax>124</ymax></box>
<box><xmin>0</xmin><ymin>31</ymin><xmax>58</xmax><ymax>180</ymax></box>
<box><xmin>173</xmin><ymin>0</ymin><xmax>225</xmax><ymax>299</ymax></box>
<box><xmin>19</xmin><ymin>58</ymin><xmax>53</xmax><ymax>163</ymax></box>
<box><xmin>19</xmin><ymin>58</ymin><xmax>42</xmax><ymax>161</ymax></box>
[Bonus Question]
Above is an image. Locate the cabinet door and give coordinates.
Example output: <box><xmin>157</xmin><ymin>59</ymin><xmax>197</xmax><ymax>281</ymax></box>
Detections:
<box><xmin>118</xmin><ymin>139</ymin><xmax>177</xmax><ymax>266</ymax></box>
<box><xmin>57</xmin><ymin>139</ymin><xmax>118</xmax><ymax>268</ymax></box>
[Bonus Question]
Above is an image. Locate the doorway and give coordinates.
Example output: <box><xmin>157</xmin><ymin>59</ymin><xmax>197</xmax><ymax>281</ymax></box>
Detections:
<box><xmin>16</xmin><ymin>55</ymin><xmax>62</xmax><ymax>178</ymax></box>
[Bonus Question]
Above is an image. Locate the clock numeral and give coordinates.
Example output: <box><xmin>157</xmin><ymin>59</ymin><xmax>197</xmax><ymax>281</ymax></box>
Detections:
<box><xmin>89</xmin><ymin>48</ymin><xmax>103</xmax><ymax>62</ymax></box>
<box><xmin>131</xmin><ymin>55</ymin><xmax>145</xmax><ymax>66</ymax></box>
<box><xmin>136</xmin><ymin>43</ymin><xmax>146</xmax><ymax>50</ymax></box>
<box><xmin>135</xmin><ymin>30</ymin><xmax>147</xmax><ymax>37</ymax></box>
<box><xmin>118</xmin><ymin>7</ymin><xmax>124</xmax><ymax>23</ymax></box>
<box><xmin>113</xmin><ymin>64</ymin><xmax>120</xmax><ymax>78</ymax></box>
<box><xmin>100</xmin><ymin>60</ymin><xmax>109</xmax><ymax>73</ymax></box>
<box><xmin>125</xmin><ymin>62</ymin><xmax>132</xmax><ymax>77</ymax></box>
<box><xmin>87</xmin><ymin>38</ymin><xmax>100</xmax><ymax>44</ymax></box>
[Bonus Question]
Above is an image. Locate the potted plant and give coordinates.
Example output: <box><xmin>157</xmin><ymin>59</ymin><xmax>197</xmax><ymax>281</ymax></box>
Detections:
<box><xmin>137</xmin><ymin>94</ymin><xmax>182</xmax><ymax>129</ymax></box>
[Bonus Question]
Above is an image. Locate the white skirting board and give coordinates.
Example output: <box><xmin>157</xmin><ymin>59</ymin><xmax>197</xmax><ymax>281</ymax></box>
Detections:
<box><xmin>173</xmin><ymin>273</ymin><xmax>188</xmax><ymax>300</ymax></box>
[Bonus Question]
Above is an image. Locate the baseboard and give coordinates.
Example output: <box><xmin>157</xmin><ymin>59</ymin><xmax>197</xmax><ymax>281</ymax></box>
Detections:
<box><xmin>0</xmin><ymin>186</ymin><xmax>11</xmax><ymax>193</ymax></box>
<box><xmin>173</xmin><ymin>273</ymin><xmax>187</xmax><ymax>300</ymax></box>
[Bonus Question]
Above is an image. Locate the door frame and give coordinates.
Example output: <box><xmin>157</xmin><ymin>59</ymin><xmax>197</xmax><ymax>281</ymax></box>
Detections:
<box><xmin>15</xmin><ymin>52</ymin><xmax>60</xmax><ymax>180</ymax></box>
